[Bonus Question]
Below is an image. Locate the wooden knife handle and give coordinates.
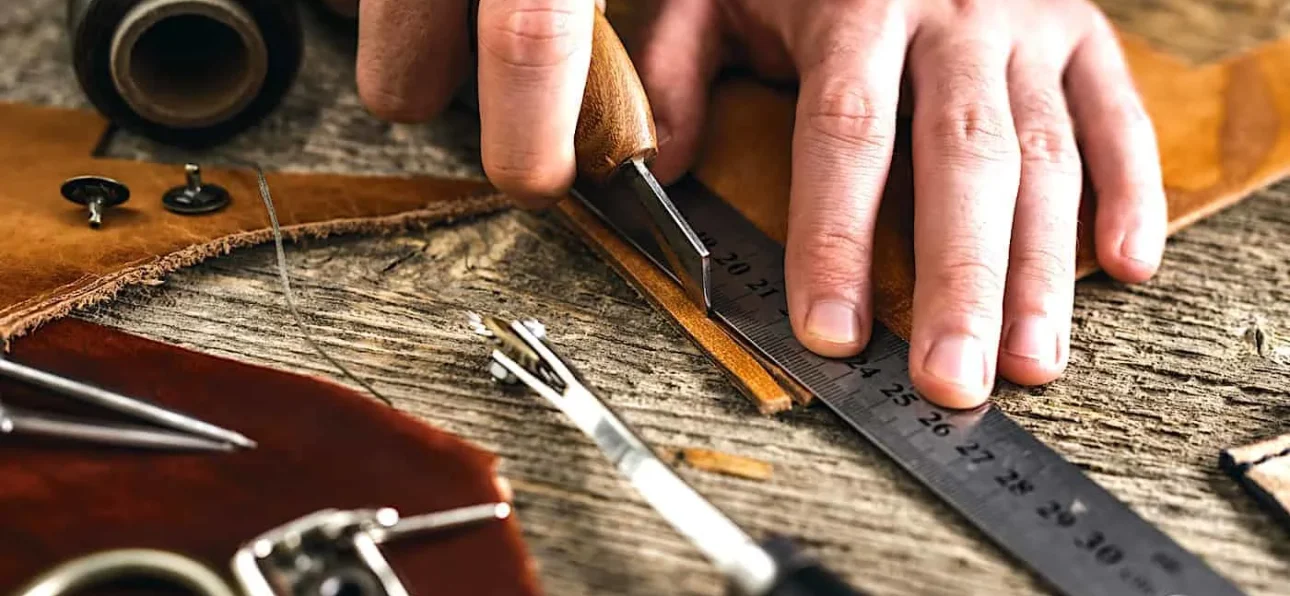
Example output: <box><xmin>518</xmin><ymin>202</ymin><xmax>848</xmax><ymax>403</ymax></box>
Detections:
<box><xmin>574</xmin><ymin>8</ymin><xmax>658</xmax><ymax>182</ymax></box>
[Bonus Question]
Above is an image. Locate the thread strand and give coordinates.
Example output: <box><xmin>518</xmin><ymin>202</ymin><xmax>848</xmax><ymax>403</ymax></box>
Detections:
<box><xmin>253</xmin><ymin>167</ymin><xmax>393</xmax><ymax>406</ymax></box>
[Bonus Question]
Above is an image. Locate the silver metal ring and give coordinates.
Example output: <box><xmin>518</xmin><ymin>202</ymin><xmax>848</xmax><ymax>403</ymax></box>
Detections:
<box><xmin>14</xmin><ymin>548</ymin><xmax>236</xmax><ymax>596</ymax></box>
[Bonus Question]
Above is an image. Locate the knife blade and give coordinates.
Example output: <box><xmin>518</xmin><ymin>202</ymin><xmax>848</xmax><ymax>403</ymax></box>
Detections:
<box><xmin>566</xmin><ymin>8</ymin><xmax>712</xmax><ymax>312</ymax></box>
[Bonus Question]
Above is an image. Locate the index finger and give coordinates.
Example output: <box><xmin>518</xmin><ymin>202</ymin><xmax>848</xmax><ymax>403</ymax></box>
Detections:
<box><xmin>477</xmin><ymin>0</ymin><xmax>595</xmax><ymax>205</ymax></box>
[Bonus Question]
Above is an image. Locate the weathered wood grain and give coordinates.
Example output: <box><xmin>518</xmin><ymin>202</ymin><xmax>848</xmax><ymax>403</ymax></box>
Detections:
<box><xmin>1096</xmin><ymin>0</ymin><xmax>1290</xmax><ymax>63</ymax></box>
<box><xmin>2</xmin><ymin>0</ymin><xmax>1288</xmax><ymax>594</ymax></box>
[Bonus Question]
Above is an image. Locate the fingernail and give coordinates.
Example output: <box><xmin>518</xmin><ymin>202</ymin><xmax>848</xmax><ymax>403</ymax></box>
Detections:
<box><xmin>1003</xmin><ymin>317</ymin><xmax>1057</xmax><ymax>364</ymax></box>
<box><xmin>1120</xmin><ymin>226</ymin><xmax>1161</xmax><ymax>267</ymax></box>
<box><xmin>923</xmin><ymin>334</ymin><xmax>988</xmax><ymax>390</ymax></box>
<box><xmin>805</xmin><ymin>300</ymin><xmax>861</xmax><ymax>346</ymax></box>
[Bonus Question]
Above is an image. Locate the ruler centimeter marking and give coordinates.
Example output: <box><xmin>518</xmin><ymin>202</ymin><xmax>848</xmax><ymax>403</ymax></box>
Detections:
<box><xmin>648</xmin><ymin>177</ymin><xmax>1242</xmax><ymax>596</ymax></box>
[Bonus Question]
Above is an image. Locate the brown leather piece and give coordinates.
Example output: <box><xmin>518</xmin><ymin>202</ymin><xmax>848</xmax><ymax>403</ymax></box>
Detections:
<box><xmin>563</xmin><ymin>31</ymin><xmax>1290</xmax><ymax>409</ymax></box>
<box><xmin>0</xmin><ymin>102</ymin><xmax>508</xmax><ymax>343</ymax></box>
<box><xmin>1220</xmin><ymin>434</ymin><xmax>1290</xmax><ymax>531</ymax></box>
<box><xmin>0</xmin><ymin>318</ymin><xmax>540</xmax><ymax>595</ymax></box>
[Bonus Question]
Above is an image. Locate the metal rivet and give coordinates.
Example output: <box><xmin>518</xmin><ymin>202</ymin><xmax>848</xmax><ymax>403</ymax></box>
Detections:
<box><xmin>163</xmin><ymin>164</ymin><xmax>231</xmax><ymax>215</ymax></box>
<box><xmin>489</xmin><ymin>361</ymin><xmax>518</xmax><ymax>384</ymax></box>
<box><xmin>61</xmin><ymin>176</ymin><xmax>130</xmax><ymax>228</ymax></box>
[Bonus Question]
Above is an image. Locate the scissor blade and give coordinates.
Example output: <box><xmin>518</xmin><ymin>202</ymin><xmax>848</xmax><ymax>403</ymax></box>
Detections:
<box><xmin>0</xmin><ymin>406</ymin><xmax>234</xmax><ymax>452</ymax></box>
<box><xmin>0</xmin><ymin>358</ymin><xmax>255</xmax><ymax>449</ymax></box>
<box><xmin>571</xmin><ymin>159</ymin><xmax>712</xmax><ymax>312</ymax></box>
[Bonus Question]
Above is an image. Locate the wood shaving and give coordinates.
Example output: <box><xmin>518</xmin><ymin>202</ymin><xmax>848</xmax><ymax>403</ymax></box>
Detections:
<box><xmin>665</xmin><ymin>447</ymin><xmax>773</xmax><ymax>481</ymax></box>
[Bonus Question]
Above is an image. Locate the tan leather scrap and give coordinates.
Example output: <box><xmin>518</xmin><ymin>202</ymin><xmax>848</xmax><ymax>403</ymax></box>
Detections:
<box><xmin>1221</xmin><ymin>433</ymin><xmax>1290</xmax><ymax>531</ymax></box>
<box><xmin>0</xmin><ymin>102</ymin><xmax>507</xmax><ymax>343</ymax></box>
<box><xmin>559</xmin><ymin>32</ymin><xmax>1290</xmax><ymax>413</ymax></box>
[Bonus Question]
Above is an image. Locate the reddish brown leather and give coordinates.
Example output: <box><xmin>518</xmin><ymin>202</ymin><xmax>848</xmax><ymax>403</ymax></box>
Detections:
<box><xmin>0</xmin><ymin>102</ymin><xmax>507</xmax><ymax>343</ymax></box>
<box><xmin>1221</xmin><ymin>434</ymin><xmax>1290</xmax><ymax>532</ymax></box>
<box><xmin>0</xmin><ymin>318</ymin><xmax>539</xmax><ymax>596</ymax></box>
<box><xmin>562</xmin><ymin>30</ymin><xmax>1290</xmax><ymax>408</ymax></box>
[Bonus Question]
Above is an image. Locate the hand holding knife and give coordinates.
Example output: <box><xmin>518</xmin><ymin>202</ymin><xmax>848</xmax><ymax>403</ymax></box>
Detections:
<box><xmin>463</xmin><ymin>2</ymin><xmax>713</xmax><ymax>311</ymax></box>
<box><xmin>470</xmin><ymin>313</ymin><xmax>863</xmax><ymax>596</ymax></box>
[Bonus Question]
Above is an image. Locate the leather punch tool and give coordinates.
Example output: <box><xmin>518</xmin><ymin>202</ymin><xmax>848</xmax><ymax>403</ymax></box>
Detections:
<box><xmin>470</xmin><ymin>313</ymin><xmax>863</xmax><ymax>596</ymax></box>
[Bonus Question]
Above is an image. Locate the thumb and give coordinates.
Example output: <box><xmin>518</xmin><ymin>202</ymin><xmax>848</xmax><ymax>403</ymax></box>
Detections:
<box><xmin>632</xmin><ymin>0</ymin><xmax>724</xmax><ymax>184</ymax></box>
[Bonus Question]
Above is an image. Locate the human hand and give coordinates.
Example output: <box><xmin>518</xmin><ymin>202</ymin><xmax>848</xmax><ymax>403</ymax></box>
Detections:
<box><xmin>633</xmin><ymin>0</ymin><xmax>1166</xmax><ymax>408</ymax></box>
<box><xmin>324</xmin><ymin>0</ymin><xmax>606</xmax><ymax>204</ymax></box>
<box><xmin>336</xmin><ymin>0</ymin><xmax>1166</xmax><ymax>409</ymax></box>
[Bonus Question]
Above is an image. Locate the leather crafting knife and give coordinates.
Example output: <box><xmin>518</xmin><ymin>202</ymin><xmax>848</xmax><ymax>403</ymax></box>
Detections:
<box><xmin>565</xmin><ymin>9</ymin><xmax>713</xmax><ymax>312</ymax></box>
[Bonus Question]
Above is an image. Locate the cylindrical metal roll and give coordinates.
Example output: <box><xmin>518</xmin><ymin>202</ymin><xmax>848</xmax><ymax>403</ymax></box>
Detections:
<box><xmin>67</xmin><ymin>0</ymin><xmax>302</xmax><ymax>146</ymax></box>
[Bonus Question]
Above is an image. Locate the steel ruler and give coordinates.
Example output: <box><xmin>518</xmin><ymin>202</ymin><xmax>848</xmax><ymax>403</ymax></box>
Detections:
<box><xmin>573</xmin><ymin>175</ymin><xmax>1242</xmax><ymax>596</ymax></box>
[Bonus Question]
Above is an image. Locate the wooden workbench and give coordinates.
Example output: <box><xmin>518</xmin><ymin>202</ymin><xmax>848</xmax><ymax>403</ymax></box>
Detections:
<box><xmin>2</xmin><ymin>0</ymin><xmax>1287</xmax><ymax>593</ymax></box>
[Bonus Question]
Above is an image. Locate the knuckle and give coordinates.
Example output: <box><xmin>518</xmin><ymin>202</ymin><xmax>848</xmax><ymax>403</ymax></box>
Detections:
<box><xmin>1010</xmin><ymin>246</ymin><xmax>1073</xmax><ymax>287</ymax></box>
<box><xmin>1015</xmin><ymin>119</ymin><xmax>1079</xmax><ymax>171</ymax></box>
<box><xmin>804</xmin><ymin>78</ymin><xmax>893</xmax><ymax>153</ymax></box>
<box><xmin>791</xmin><ymin>3</ymin><xmax>894</xmax><ymax>68</ymax></box>
<box><xmin>358</xmin><ymin>84</ymin><xmax>442</xmax><ymax>123</ymax></box>
<box><xmin>931</xmin><ymin>103</ymin><xmax>1018</xmax><ymax>165</ymax></box>
<box><xmin>933</xmin><ymin>253</ymin><xmax>1007</xmax><ymax>314</ymax></box>
<box><xmin>795</xmin><ymin>226</ymin><xmax>871</xmax><ymax>286</ymax></box>
<box><xmin>480</xmin><ymin>3</ymin><xmax>583</xmax><ymax>69</ymax></box>
<box><xmin>484</xmin><ymin>156</ymin><xmax>573</xmax><ymax>199</ymax></box>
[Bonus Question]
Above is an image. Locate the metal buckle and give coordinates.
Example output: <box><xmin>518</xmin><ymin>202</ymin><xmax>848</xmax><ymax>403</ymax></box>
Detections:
<box><xmin>233</xmin><ymin>503</ymin><xmax>511</xmax><ymax>596</ymax></box>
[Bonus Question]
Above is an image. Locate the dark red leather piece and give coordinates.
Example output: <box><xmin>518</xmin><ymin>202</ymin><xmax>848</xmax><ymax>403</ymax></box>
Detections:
<box><xmin>0</xmin><ymin>318</ymin><xmax>539</xmax><ymax>596</ymax></box>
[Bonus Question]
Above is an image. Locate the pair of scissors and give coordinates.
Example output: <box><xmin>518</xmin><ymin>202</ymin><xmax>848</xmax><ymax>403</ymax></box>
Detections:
<box><xmin>470</xmin><ymin>313</ymin><xmax>864</xmax><ymax>596</ymax></box>
<box><xmin>0</xmin><ymin>357</ymin><xmax>254</xmax><ymax>452</ymax></box>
